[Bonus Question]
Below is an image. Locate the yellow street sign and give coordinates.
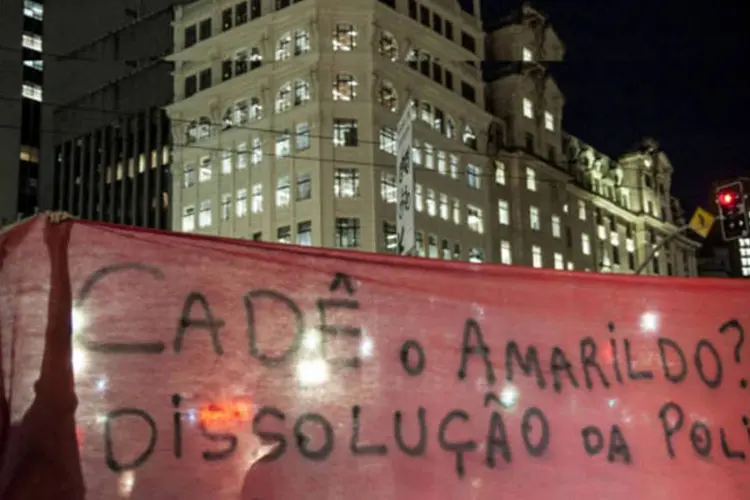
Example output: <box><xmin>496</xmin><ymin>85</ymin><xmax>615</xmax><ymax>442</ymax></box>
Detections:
<box><xmin>688</xmin><ymin>206</ymin><xmax>715</xmax><ymax>238</ymax></box>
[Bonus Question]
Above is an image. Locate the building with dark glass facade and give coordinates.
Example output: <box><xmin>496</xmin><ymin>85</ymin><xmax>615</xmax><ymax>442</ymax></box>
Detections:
<box><xmin>0</xmin><ymin>0</ymin><xmax>44</xmax><ymax>227</ymax></box>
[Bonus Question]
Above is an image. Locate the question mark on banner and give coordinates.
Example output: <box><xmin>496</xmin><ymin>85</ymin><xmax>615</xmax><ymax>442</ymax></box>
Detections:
<box><xmin>719</xmin><ymin>319</ymin><xmax>746</xmax><ymax>388</ymax></box>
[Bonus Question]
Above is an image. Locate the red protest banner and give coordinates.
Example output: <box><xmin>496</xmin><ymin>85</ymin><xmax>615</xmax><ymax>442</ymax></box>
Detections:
<box><xmin>1</xmin><ymin>215</ymin><xmax>749</xmax><ymax>499</ymax></box>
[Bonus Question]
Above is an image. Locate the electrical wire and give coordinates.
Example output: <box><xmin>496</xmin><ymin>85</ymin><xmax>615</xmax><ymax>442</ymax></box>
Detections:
<box><xmin>0</xmin><ymin>122</ymin><xmax>664</xmax><ymax>198</ymax></box>
<box><xmin>0</xmin><ymin>93</ymin><xmax>653</xmax><ymax>180</ymax></box>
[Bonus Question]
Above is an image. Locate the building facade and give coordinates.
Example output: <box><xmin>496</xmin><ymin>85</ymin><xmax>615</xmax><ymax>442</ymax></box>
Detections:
<box><xmin>167</xmin><ymin>0</ymin><xmax>699</xmax><ymax>276</ymax></box>
<box><xmin>0</xmin><ymin>0</ymin><xmax>44</xmax><ymax>226</ymax></box>
<box><xmin>41</xmin><ymin>2</ymin><xmax>176</xmax><ymax>229</ymax></box>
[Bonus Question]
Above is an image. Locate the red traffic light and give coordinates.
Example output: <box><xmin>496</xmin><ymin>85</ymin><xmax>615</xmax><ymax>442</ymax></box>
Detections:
<box><xmin>717</xmin><ymin>189</ymin><xmax>739</xmax><ymax>207</ymax></box>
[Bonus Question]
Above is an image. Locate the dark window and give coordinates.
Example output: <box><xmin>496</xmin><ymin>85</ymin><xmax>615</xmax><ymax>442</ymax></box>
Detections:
<box><xmin>335</xmin><ymin>218</ymin><xmax>360</xmax><ymax>248</ymax></box>
<box><xmin>297</xmin><ymin>174</ymin><xmax>311</xmax><ymax>200</ymax></box>
<box><xmin>378</xmin><ymin>0</ymin><xmax>396</xmax><ymax>7</ymax></box>
<box><xmin>276</xmin><ymin>0</ymin><xmax>290</xmax><ymax>9</ymax></box>
<box><xmin>252</xmin><ymin>231</ymin><xmax>262</xmax><ymax>240</ymax></box>
<box><xmin>235</xmin><ymin>2</ymin><xmax>248</xmax><ymax>24</ymax></box>
<box><xmin>461</xmin><ymin>32</ymin><xmax>475</xmax><ymax>53</ymax></box>
<box><xmin>432</xmin><ymin>62</ymin><xmax>442</xmax><ymax>83</ymax></box>
<box><xmin>628</xmin><ymin>252</ymin><xmax>635</xmax><ymax>269</ymax></box>
<box><xmin>277</xmin><ymin>226</ymin><xmax>291</xmax><ymax>242</ymax></box>
<box><xmin>432</xmin><ymin>13</ymin><xmax>442</xmax><ymax>33</ymax></box>
<box><xmin>184</xmin><ymin>25</ymin><xmax>197</xmax><ymax>48</ymax></box>
<box><xmin>333</xmin><ymin>119</ymin><xmax>358</xmax><ymax>146</ymax></box>
<box><xmin>420</xmin><ymin>55</ymin><xmax>430</xmax><ymax>76</ymax></box>
<box><xmin>445</xmin><ymin>21</ymin><xmax>453</xmax><ymax>40</ymax></box>
<box><xmin>198</xmin><ymin>19</ymin><xmax>211</xmax><ymax>40</ymax></box>
<box><xmin>460</xmin><ymin>81</ymin><xmax>475</xmax><ymax>102</ymax></box>
<box><xmin>419</xmin><ymin>5</ymin><xmax>430</xmax><ymax>26</ymax></box>
<box><xmin>565</xmin><ymin>227</ymin><xmax>573</xmax><ymax>249</ymax></box>
<box><xmin>445</xmin><ymin>70</ymin><xmax>453</xmax><ymax>89</ymax></box>
<box><xmin>652</xmin><ymin>258</ymin><xmax>659</xmax><ymax>274</ymax></box>
<box><xmin>198</xmin><ymin>68</ymin><xmax>212</xmax><ymax>90</ymax></box>
<box><xmin>184</xmin><ymin>75</ymin><xmax>197</xmax><ymax>97</ymax></box>
<box><xmin>626</xmin><ymin>224</ymin><xmax>633</xmax><ymax>238</ymax></box>
<box><xmin>408</xmin><ymin>0</ymin><xmax>417</xmax><ymax>19</ymax></box>
<box><xmin>235</xmin><ymin>51</ymin><xmax>248</xmax><ymax>74</ymax></box>
<box><xmin>222</xmin><ymin>60</ymin><xmax>232</xmax><ymax>81</ymax></box>
<box><xmin>222</xmin><ymin>8</ymin><xmax>232</xmax><ymax>30</ymax></box>
<box><xmin>548</xmin><ymin>145</ymin><xmax>555</xmax><ymax>163</ymax></box>
<box><xmin>525</xmin><ymin>132</ymin><xmax>534</xmax><ymax>151</ymax></box>
<box><xmin>613</xmin><ymin>246</ymin><xmax>620</xmax><ymax>266</ymax></box>
<box><xmin>250</xmin><ymin>0</ymin><xmax>261</xmax><ymax>18</ymax></box>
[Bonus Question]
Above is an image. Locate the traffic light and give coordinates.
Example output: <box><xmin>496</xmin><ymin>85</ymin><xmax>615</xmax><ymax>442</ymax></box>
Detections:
<box><xmin>715</xmin><ymin>181</ymin><xmax>748</xmax><ymax>241</ymax></box>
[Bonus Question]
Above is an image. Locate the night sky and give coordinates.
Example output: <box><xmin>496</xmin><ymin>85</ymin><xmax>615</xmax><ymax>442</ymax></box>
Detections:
<box><xmin>483</xmin><ymin>0</ymin><xmax>750</xmax><ymax>211</ymax></box>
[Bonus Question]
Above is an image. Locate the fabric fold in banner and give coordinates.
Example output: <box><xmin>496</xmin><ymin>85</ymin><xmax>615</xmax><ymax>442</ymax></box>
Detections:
<box><xmin>0</xmin><ymin>215</ymin><xmax>749</xmax><ymax>499</ymax></box>
<box><xmin>0</xmin><ymin>218</ymin><xmax>84</xmax><ymax>499</ymax></box>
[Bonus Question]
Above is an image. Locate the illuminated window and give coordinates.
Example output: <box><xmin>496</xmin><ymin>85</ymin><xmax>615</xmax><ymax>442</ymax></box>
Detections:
<box><xmin>294</xmin><ymin>79</ymin><xmax>310</xmax><ymax>105</ymax></box>
<box><xmin>426</xmin><ymin>189</ymin><xmax>436</xmax><ymax>216</ymax></box>
<box><xmin>21</xmin><ymin>33</ymin><xmax>42</xmax><ymax>51</ymax></box>
<box><xmin>463</xmin><ymin>126</ymin><xmax>477</xmax><ymax>149</ymax></box>
<box><xmin>544</xmin><ymin>111</ymin><xmax>554</xmax><ymax>131</ymax></box>
<box><xmin>526</xmin><ymin>167</ymin><xmax>536</xmax><ymax>191</ymax></box>
<box><xmin>529</xmin><ymin>206</ymin><xmax>540</xmax><ymax>230</ymax></box>
<box><xmin>182</xmin><ymin>206</ymin><xmax>195</xmax><ymax>231</ymax></box>
<box><xmin>333</xmin><ymin>24</ymin><xmax>357</xmax><ymax>51</ymax></box>
<box><xmin>23</xmin><ymin>0</ymin><xmax>43</xmax><ymax>20</ymax></box>
<box><xmin>554</xmin><ymin>253</ymin><xmax>564</xmax><ymax>270</ymax></box>
<box><xmin>237</xmin><ymin>143</ymin><xmax>247</xmax><ymax>169</ymax></box>
<box><xmin>498</xmin><ymin>200</ymin><xmax>509</xmax><ymax>225</ymax></box>
<box><xmin>275</xmin><ymin>131</ymin><xmax>291</xmax><ymax>157</ymax></box>
<box><xmin>495</xmin><ymin>162</ymin><xmax>506</xmax><ymax>185</ymax></box>
<box><xmin>333</xmin><ymin>73</ymin><xmax>357</xmax><ymax>101</ymax></box>
<box><xmin>276</xmin><ymin>176</ymin><xmax>291</xmax><ymax>207</ymax></box>
<box><xmin>251</xmin><ymin>137</ymin><xmax>262</xmax><ymax>164</ymax></box>
<box><xmin>378</xmin><ymin>80</ymin><xmax>397</xmax><ymax>111</ymax></box>
<box><xmin>551</xmin><ymin>215</ymin><xmax>561</xmax><ymax>238</ymax></box>
<box><xmin>222</xmin><ymin>151</ymin><xmax>232</xmax><ymax>174</ymax></box>
<box><xmin>578</xmin><ymin>200</ymin><xmax>587</xmax><ymax>220</ymax></box>
<box><xmin>379</xmin><ymin>127</ymin><xmax>396</xmax><ymax>154</ymax></box>
<box><xmin>236</xmin><ymin>189</ymin><xmax>247</xmax><ymax>217</ymax></box>
<box><xmin>22</xmin><ymin>83</ymin><xmax>42</xmax><ymax>102</ymax></box>
<box><xmin>532</xmin><ymin>246</ymin><xmax>542</xmax><ymax>268</ymax></box>
<box><xmin>199</xmin><ymin>200</ymin><xmax>212</xmax><ymax>227</ymax></box>
<box><xmin>522</xmin><ymin>47</ymin><xmax>533</xmax><ymax>61</ymax></box>
<box><xmin>221</xmin><ymin>194</ymin><xmax>232</xmax><ymax>220</ymax></box>
<box><xmin>582</xmin><ymin>233</ymin><xmax>591</xmax><ymax>255</ymax></box>
<box><xmin>380</xmin><ymin>172</ymin><xmax>396</xmax><ymax>202</ymax></box>
<box><xmin>334</xmin><ymin>168</ymin><xmax>359</xmax><ymax>198</ymax></box>
<box><xmin>501</xmin><ymin>241</ymin><xmax>512</xmax><ymax>264</ymax></box>
<box><xmin>439</xmin><ymin>194</ymin><xmax>449</xmax><ymax>219</ymax></box>
<box><xmin>467</xmin><ymin>205</ymin><xmax>483</xmax><ymax>233</ymax></box>
<box><xmin>379</xmin><ymin>31</ymin><xmax>398</xmax><ymax>61</ymax></box>
<box><xmin>295</xmin><ymin>122</ymin><xmax>310</xmax><ymax>150</ymax></box>
<box><xmin>523</xmin><ymin>98</ymin><xmax>533</xmax><ymax>118</ymax></box>
<box><xmin>276</xmin><ymin>83</ymin><xmax>292</xmax><ymax>112</ymax></box>
<box><xmin>199</xmin><ymin>156</ymin><xmax>211</xmax><ymax>182</ymax></box>
<box><xmin>251</xmin><ymin>184</ymin><xmax>263</xmax><ymax>213</ymax></box>
<box><xmin>23</xmin><ymin>59</ymin><xmax>42</xmax><ymax>71</ymax></box>
<box><xmin>19</xmin><ymin>146</ymin><xmax>39</xmax><ymax>162</ymax></box>
<box><xmin>276</xmin><ymin>33</ymin><xmax>291</xmax><ymax>60</ymax></box>
<box><xmin>467</xmin><ymin>164</ymin><xmax>481</xmax><ymax>188</ymax></box>
<box><xmin>294</xmin><ymin>29</ymin><xmax>310</xmax><ymax>55</ymax></box>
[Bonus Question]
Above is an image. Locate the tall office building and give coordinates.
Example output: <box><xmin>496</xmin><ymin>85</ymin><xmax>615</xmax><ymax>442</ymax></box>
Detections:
<box><xmin>167</xmin><ymin>0</ymin><xmax>698</xmax><ymax>276</ymax></box>
<box><xmin>0</xmin><ymin>0</ymin><xmax>44</xmax><ymax>226</ymax></box>
<box><xmin>41</xmin><ymin>1</ymin><xmax>177</xmax><ymax>229</ymax></box>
